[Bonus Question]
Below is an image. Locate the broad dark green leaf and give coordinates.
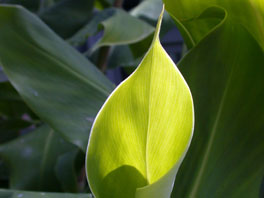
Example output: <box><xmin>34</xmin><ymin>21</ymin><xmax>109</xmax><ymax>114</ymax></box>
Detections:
<box><xmin>0</xmin><ymin>5</ymin><xmax>115</xmax><ymax>151</ymax></box>
<box><xmin>39</xmin><ymin>0</ymin><xmax>95</xmax><ymax>39</ymax></box>
<box><xmin>0</xmin><ymin>189</ymin><xmax>91</xmax><ymax>198</ymax></box>
<box><xmin>162</xmin><ymin>0</ymin><xmax>264</xmax><ymax>197</ymax></box>
<box><xmin>0</xmin><ymin>125</ymin><xmax>78</xmax><ymax>191</ymax></box>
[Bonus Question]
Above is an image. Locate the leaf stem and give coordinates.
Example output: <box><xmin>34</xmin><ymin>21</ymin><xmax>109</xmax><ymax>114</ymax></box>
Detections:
<box><xmin>97</xmin><ymin>0</ymin><xmax>124</xmax><ymax>72</ymax></box>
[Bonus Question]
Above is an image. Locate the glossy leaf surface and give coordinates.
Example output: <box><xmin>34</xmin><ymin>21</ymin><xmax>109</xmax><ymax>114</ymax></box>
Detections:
<box><xmin>162</xmin><ymin>0</ymin><xmax>264</xmax><ymax>197</ymax></box>
<box><xmin>86</xmin><ymin>8</ymin><xmax>194</xmax><ymax>198</ymax></box>
<box><xmin>0</xmin><ymin>5</ymin><xmax>115</xmax><ymax>151</ymax></box>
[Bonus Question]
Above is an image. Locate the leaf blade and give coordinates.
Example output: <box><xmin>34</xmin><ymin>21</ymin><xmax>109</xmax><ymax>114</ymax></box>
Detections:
<box><xmin>86</xmin><ymin>7</ymin><xmax>194</xmax><ymax>198</ymax></box>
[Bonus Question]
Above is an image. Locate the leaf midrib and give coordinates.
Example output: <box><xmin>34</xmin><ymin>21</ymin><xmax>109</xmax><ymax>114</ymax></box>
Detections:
<box><xmin>39</xmin><ymin>128</ymin><xmax>54</xmax><ymax>188</ymax></box>
<box><xmin>188</xmin><ymin>47</ymin><xmax>239</xmax><ymax>197</ymax></box>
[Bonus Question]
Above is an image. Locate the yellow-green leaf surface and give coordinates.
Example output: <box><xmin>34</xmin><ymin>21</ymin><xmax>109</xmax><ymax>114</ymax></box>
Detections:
<box><xmin>86</xmin><ymin>7</ymin><xmax>194</xmax><ymax>198</ymax></box>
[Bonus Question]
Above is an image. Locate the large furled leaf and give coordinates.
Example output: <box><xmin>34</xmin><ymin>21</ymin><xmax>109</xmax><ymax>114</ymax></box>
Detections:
<box><xmin>0</xmin><ymin>5</ymin><xmax>115</xmax><ymax>151</ymax></box>
<box><xmin>0</xmin><ymin>125</ymin><xmax>78</xmax><ymax>191</ymax></box>
<box><xmin>0</xmin><ymin>189</ymin><xmax>91</xmax><ymax>198</ymax></box>
<box><xmin>86</xmin><ymin>7</ymin><xmax>194</xmax><ymax>198</ymax></box>
<box><xmin>39</xmin><ymin>0</ymin><xmax>95</xmax><ymax>39</ymax></box>
<box><xmin>162</xmin><ymin>0</ymin><xmax>264</xmax><ymax>197</ymax></box>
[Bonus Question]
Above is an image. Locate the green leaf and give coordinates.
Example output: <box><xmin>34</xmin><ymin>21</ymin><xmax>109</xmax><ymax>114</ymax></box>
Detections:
<box><xmin>39</xmin><ymin>0</ymin><xmax>95</xmax><ymax>39</ymax></box>
<box><xmin>0</xmin><ymin>5</ymin><xmax>115</xmax><ymax>151</ymax></box>
<box><xmin>162</xmin><ymin>0</ymin><xmax>264</xmax><ymax>197</ymax></box>
<box><xmin>107</xmin><ymin>45</ymin><xmax>141</xmax><ymax>69</ymax></box>
<box><xmin>163</xmin><ymin>0</ymin><xmax>264</xmax><ymax>50</ymax></box>
<box><xmin>0</xmin><ymin>125</ymin><xmax>77</xmax><ymax>191</ymax></box>
<box><xmin>95</xmin><ymin>0</ymin><xmax>115</xmax><ymax>8</ymax></box>
<box><xmin>86</xmin><ymin>7</ymin><xmax>194</xmax><ymax>198</ymax></box>
<box><xmin>0</xmin><ymin>189</ymin><xmax>91</xmax><ymax>198</ymax></box>
<box><xmin>55</xmin><ymin>149</ymin><xmax>81</xmax><ymax>192</ymax></box>
<box><xmin>92</xmin><ymin>8</ymin><xmax>154</xmax><ymax>51</ymax></box>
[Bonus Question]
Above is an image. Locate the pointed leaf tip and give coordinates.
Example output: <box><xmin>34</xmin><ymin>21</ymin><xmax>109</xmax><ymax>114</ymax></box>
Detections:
<box><xmin>153</xmin><ymin>4</ymin><xmax>165</xmax><ymax>42</ymax></box>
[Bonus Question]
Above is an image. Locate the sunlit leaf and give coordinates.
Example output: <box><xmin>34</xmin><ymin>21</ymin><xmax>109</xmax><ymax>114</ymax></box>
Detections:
<box><xmin>0</xmin><ymin>5</ymin><xmax>115</xmax><ymax>151</ymax></box>
<box><xmin>86</xmin><ymin>7</ymin><xmax>194</xmax><ymax>198</ymax></box>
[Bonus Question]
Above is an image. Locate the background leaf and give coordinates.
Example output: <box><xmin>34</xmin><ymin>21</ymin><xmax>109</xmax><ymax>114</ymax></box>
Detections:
<box><xmin>55</xmin><ymin>149</ymin><xmax>83</xmax><ymax>192</ymax></box>
<box><xmin>0</xmin><ymin>125</ymin><xmax>79</xmax><ymax>191</ymax></box>
<box><xmin>92</xmin><ymin>8</ymin><xmax>154</xmax><ymax>51</ymax></box>
<box><xmin>0</xmin><ymin>5</ymin><xmax>115</xmax><ymax>151</ymax></box>
<box><xmin>39</xmin><ymin>0</ymin><xmax>95</xmax><ymax>39</ymax></box>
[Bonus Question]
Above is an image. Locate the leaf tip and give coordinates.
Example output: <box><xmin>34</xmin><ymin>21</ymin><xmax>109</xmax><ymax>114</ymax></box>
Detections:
<box><xmin>152</xmin><ymin>4</ymin><xmax>165</xmax><ymax>42</ymax></box>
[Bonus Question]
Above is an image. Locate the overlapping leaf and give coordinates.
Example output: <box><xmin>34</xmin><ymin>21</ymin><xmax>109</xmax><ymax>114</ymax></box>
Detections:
<box><xmin>0</xmin><ymin>5</ymin><xmax>115</xmax><ymax>151</ymax></box>
<box><xmin>163</xmin><ymin>0</ymin><xmax>264</xmax><ymax>49</ymax></box>
<box><xmin>92</xmin><ymin>8</ymin><xmax>154</xmax><ymax>51</ymax></box>
<box><xmin>86</xmin><ymin>7</ymin><xmax>194</xmax><ymax>198</ymax></box>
